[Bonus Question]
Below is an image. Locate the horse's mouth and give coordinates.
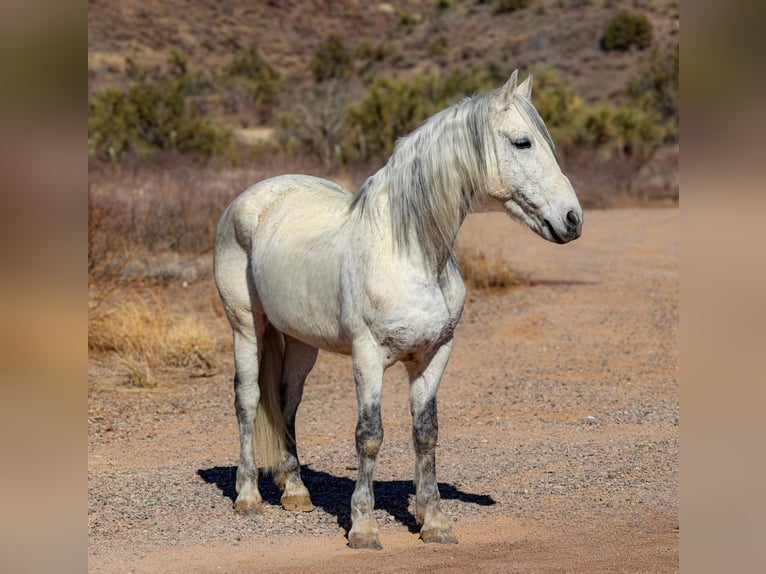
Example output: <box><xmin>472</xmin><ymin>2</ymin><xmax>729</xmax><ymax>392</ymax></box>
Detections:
<box><xmin>543</xmin><ymin>219</ymin><xmax>567</xmax><ymax>244</ymax></box>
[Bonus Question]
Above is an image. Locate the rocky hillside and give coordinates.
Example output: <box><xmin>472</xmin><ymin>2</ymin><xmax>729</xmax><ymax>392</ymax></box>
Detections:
<box><xmin>88</xmin><ymin>0</ymin><xmax>679</xmax><ymax>107</ymax></box>
<box><xmin>88</xmin><ymin>0</ymin><xmax>679</xmax><ymax>205</ymax></box>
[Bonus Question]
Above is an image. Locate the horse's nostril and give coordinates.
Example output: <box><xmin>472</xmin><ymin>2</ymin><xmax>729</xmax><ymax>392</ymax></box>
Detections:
<box><xmin>566</xmin><ymin>210</ymin><xmax>579</xmax><ymax>227</ymax></box>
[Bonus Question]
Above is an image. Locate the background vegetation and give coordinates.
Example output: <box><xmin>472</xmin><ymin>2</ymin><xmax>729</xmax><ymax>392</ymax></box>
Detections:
<box><xmin>89</xmin><ymin>0</ymin><xmax>679</xmax><ymax>171</ymax></box>
<box><xmin>88</xmin><ymin>0</ymin><xmax>679</xmax><ymax>385</ymax></box>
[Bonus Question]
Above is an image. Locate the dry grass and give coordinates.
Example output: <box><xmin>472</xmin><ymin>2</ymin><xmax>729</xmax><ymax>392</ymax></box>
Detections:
<box><xmin>456</xmin><ymin>248</ymin><xmax>528</xmax><ymax>290</ymax></box>
<box><xmin>89</xmin><ymin>290</ymin><xmax>216</xmax><ymax>387</ymax></box>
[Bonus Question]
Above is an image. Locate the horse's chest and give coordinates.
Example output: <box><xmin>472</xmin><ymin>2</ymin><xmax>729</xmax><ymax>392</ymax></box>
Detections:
<box><xmin>368</xmin><ymin>286</ymin><xmax>461</xmax><ymax>362</ymax></box>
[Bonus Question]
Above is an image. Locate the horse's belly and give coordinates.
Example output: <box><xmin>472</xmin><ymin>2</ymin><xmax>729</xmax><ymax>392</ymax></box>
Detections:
<box><xmin>268</xmin><ymin>300</ymin><xmax>352</xmax><ymax>355</ymax></box>
<box><xmin>253</xmin><ymin>250</ymin><xmax>351</xmax><ymax>354</ymax></box>
<box><xmin>242</xmin><ymin>179</ymin><xmax>354</xmax><ymax>353</ymax></box>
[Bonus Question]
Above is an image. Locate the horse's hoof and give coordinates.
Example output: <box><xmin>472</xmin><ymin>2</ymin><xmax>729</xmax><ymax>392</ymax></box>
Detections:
<box><xmin>281</xmin><ymin>495</ymin><xmax>315</xmax><ymax>512</ymax></box>
<box><xmin>420</xmin><ymin>528</ymin><xmax>458</xmax><ymax>544</ymax></box>
<box><xmin>348</xmin><ymin>533</ymin><xmax>383</xmax><ymax>550</ymax></box>
<box><xmin>234</xmin><ymin>499</ymin><xmax>263</xmax><ymax>515</ymax></box>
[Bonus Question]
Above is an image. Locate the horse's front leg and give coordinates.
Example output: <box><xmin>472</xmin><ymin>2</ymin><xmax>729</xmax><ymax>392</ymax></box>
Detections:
<box><xmin>348</xmin><ymin>340</ymin><xmax>385</xmax><ymax>550</ymax></box>
<box><xmin>406</xmin><ymin>340</ymin><xmax>458</xmax><ymax>544</ymax></box>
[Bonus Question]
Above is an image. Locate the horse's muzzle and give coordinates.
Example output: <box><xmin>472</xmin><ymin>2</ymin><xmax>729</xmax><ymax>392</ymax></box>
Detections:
<box><xmin>544</xmin><ymin>209</ymin><xmax>582</xmax><ymax>244</ymax></box>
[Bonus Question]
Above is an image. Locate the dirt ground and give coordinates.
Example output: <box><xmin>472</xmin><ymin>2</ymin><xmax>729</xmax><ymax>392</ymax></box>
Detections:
<box><xmin>88</xmin><ymin>208</ymin><xmax>678</xmax><ymax>573</ymax></box>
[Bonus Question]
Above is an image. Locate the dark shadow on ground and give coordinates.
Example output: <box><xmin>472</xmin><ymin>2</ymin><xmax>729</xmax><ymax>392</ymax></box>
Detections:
<box><xmin>198</xmin><ymin>465</ymin><xmax>495</xmax><ymax>535</ymax></box>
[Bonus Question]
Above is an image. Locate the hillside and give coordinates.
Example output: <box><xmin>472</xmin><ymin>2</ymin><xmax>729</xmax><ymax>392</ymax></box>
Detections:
<box><xmin>87</xmin><ymin>0</ymin><xmax>679</xmax><ymax>206</ymax></box>
<box><xmin>88</xmin><ymin>0</ymin><xmax>678</xmax><ymax>110</ymax></box>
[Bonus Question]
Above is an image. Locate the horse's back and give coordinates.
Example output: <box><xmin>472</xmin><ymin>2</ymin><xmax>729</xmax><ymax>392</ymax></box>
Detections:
<box><xmin>220</xmin><ymin>175</ymin><xmax>352</xmax><ymax>245</ymax></box>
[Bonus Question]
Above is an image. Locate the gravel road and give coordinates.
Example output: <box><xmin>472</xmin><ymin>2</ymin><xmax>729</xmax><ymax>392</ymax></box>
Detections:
<box><xmin>88</xmin><ymin>208</ymin><xmax>678</xmax><ymax>573</ymax></box>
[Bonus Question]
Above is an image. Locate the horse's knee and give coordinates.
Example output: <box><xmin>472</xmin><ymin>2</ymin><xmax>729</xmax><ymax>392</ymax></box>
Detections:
<box><xmin>356</xmin><ymin>405</ymin><xmax>383</xmax><ymax>457</ymax></box>
<box><xmin>413</xmin><ymin>429</ymin><xmax>437</xmax><ymax>454</ymax></box>
<box><xmin>413</xmin><ymin>397</ymin><xmax>438</xmax><ymax>454</ymax></box>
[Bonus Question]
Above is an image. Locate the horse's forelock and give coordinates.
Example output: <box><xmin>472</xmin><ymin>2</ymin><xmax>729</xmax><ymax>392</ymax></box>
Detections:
<box><xmin>513</xmin><ymin>94</ymin><xmax>556</xmax><ymax>154</ymax></box>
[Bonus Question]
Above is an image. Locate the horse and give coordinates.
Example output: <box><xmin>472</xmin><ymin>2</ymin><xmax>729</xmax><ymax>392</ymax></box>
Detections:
<box><xmin>213</xmin><ymin>70</ymin><xmax>582</xmax><ymax>550</ymax></box>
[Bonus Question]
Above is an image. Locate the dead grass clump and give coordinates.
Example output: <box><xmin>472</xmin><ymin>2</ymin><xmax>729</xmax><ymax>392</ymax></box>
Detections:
<box><xmin>89</xmin><ymin>292</ymin><xmax>216</xmax><ymax>386</ymax></box>
<box><xmin>118</xmin><ymin>355</ymin><xmax>157</xmax><ymax>388</ymax></box>
<box><xmin>456</xmin><ymin>249</ymin><xmax>528</xmax><ymax>290</ymax></box>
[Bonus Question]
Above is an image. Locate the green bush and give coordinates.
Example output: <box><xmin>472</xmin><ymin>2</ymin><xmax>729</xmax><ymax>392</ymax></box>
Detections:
<box><xmin>397</xmin><ymin>11</ymin><xmax>420</xmax><ymax>32</ymax></box>
<box><xmin>88</xmin><ymin>60</ymin><xmax>232</xmax><ymax>160</ymax></box>
<box><xmin>528</xmin><ymin>69</ymin><xmax>586</xmax><ymax>143</ymax></box>
<box><xmin>532</xmin><ymin>68</ymin><xmax>664</xmax><ymax>157</ymax></box>
<box><xmin>310</xmin><ymin>35</ymin><xmax>353</xmax><ymax>82</ymax></box>
<box><xmin>626</xmin><ymin>43</ymin><xmax>678</xmax><ymax>134</ymax></box>
<box><xmin>354</xmin><ymin>40</ymin><xmax>387</xmax><ymax>64</ymax></box>
<box><xmin>88</xmin><ymin>89</ymin><xmax>142</xmax><ymax>158</ymax></box>
<box><xmin>601</xmin><ymin>12</ymin><xmax>653</xmax><ymax>51</ymax></box>
<box><xmin>226</xmin><ymin>43</ymin><xmax>280</xmax><ymax>86</ymax></box>
<box><xmin>223</xmin><ymin>43</ymin><xmax>281</xmax><ymax>117</ymax></box>
<box><xmin>275</xmin><ymin>65</ymin><xmax>668</xmax><ymax>168</ymax></box>
<box><xmin>608</xmin><ymin>105</ymin><xmax>665</xmax><ymax>156</ymax></box>
<box><xmin>580</xmin><ymin>103</ymin><xmax>664</xmax><ymax>156</ymax></box>
<box><xmin>494</xmin><ymin>0</ymin><xmax>530</xmax><ymax>14</ymax></box>
<box><xmin>345</xmin><ymin>67</ymin><xmax>490</xmax><ymax>160</ymax></box>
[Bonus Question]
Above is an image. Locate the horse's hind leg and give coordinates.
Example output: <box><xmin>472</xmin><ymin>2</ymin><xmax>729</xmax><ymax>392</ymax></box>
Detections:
<box><xmin>275</xmin><ymin>335</ymin><xmax>318</xmax><ymax>512</ymax></box>
<box><xmin>232</xmin><ymin>325</ymin><xmax>266</xmax><ymax>514</ymax></box>
<box><xmin>406</xmin><ymin>341</ymin><xmax>458</xmax><ymax>544</ymax></box>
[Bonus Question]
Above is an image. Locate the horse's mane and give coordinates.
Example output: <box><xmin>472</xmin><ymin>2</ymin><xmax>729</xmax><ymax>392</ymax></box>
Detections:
<box><xmin>350</xmin><ymin>90</ymin><xmax>552</xmax><ymax>263</ymax></box>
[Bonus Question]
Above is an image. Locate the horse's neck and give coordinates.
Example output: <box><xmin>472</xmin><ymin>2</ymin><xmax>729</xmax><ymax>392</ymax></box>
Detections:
<box><xmin>354</xmin><ymin>103</ymin><xmax>487</xmax><ymax>274</ymax></box>
<box><xmin>377</xmin><ymin>162</ymin><xmax>472</xmax><ymax>274</ymax></box>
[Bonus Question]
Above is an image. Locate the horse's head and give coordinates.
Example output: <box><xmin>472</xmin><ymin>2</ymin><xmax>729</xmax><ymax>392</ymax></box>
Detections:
<box><xmin>486</xmin><ymin>70</ymin><xmax>583</xmax><ymax>244</ymax></box>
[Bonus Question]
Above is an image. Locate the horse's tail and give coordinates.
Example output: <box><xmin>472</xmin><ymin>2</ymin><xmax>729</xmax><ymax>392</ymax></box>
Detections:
<box><xmin>255</xmin><ymin>323</ymin><xmax>287</xmax><ymax>475</ymax></box>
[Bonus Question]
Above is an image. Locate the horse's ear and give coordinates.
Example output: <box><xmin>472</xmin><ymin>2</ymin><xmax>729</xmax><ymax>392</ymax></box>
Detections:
<box><xmin>501</xmin><ymin>70</ymin><xmax>519</xmax><ymax>104</ymax></box>
<box><xmin>517</xmin><ymin>73</ymin><xmax>533</xmax><ymax>99</ymax></box>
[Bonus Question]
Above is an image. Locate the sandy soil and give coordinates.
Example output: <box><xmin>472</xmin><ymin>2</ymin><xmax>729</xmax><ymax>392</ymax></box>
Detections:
<box><xmin>88</xmin><ymin>208</ymin><xmax>678</xmax><ymax>573</ymax></box>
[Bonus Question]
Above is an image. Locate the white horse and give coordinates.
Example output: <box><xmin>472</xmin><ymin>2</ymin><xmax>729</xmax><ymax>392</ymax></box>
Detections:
<box><xmin>213</xmin><ymin>71</ymin><xmax>582</xmax><ymax>550</ymax></box>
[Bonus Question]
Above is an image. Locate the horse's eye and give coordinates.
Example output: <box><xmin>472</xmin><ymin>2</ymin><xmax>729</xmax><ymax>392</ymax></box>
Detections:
<box><xmin>513</xmin><ymin>138</ymin><xmax>532</xmax><ymax>150</ymax></box>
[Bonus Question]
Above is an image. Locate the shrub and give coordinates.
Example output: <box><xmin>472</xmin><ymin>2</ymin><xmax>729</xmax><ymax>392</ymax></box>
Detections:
<box><xmin>354</xmin><ymin>40</ymin><xmax>388</xmax><ymax>63</ymax></box>
<box><xmin>226</xmin><ymin>43</ymin><xmax>281</xmax><ymax>87</ymax></box>
<box><xmin>531</xmin><ymin>68</ymin><xmax>664</xmax><ymax>158</ymax></box>
<box><xmin>494</xmin><ymin>0</ymin><xmax>530</xmax><ymax>14</ymax></box>
<box><xmin>580</xmin><ymin>103</ymin><xmax>616</xmax><ymax>147</ymax></box>
<box><xmin>88</xmin><ymin>55</ymin><xmax>233</xmax><ymax>160</ymax></box>
<box><xmin>346</xmin><ymin>67</ymin><xmax>490</xmax><ymax>160</ymax></box>
<box><xmin>456</xmin><ymin>249</ymin><xmax>527</xmax><ymax>290</ymax></box>
<box><xmin>608</xmin><ymin>105</ymin><xmax>665</xmax><ymax>157</ymax></box>
<box><xmin>275</xmin><ymin>80</ymin><xmax>352</xmax><ymax>168</ymax></box>
<box><xmin>528</xmin><ymin>69</ymin><xmax>586</xmax><ymax>144</ymax></box>
<box><xmin>601</xmin><ymin>12</ymin><xmax>653</xmax><ymax>51</ymax></box>
<box><xmin>346</xmin><ymin>73</ymin><xmax>425</xmax><ymax>159</ymax></box>
<box><xmin>88</xmin><ymin>88</ymin><xmax>142</xmax><ymax>159</ymax></box>
<box><xmin>397</xmin><ymin>11</ymin><xmax>420</xmax><ymax>32</ymax></box>
<box><xmin>580</xmin><ymin>103</ymin><xmax>664</xmax><ymax>157</ymax></box>
<box><xmin>277</xmin><ymin>67</ymin><xmax>491</xmax><ymax>164</ymax></box>
<box><xmin>310</xmin><ymin>35</ymin><xmax>353</xmax><ymax>82</ymax></box>
<box><xmin>427</xmin><ymin>35</ymin><xmax>449</xmax><ymax>57</ymax></box>
<box><xmin>626</xmin><ymin>43</ymin><xmax>678</xmax><ymax>134</ymax></box>
<box><xmin>223</xmin><ymin>43</ymin><xmax>281</xmax><ymax>119</ymax></box>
